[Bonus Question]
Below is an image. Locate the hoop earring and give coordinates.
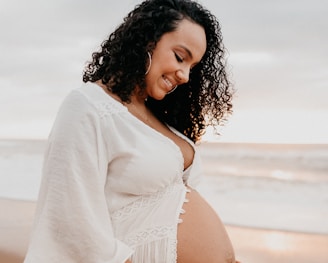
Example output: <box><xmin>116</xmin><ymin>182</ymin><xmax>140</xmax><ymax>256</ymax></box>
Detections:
<box><xmin>167</xmin><ymin>85</ymin><xmax>178</xmax><ymax>94</ymax></box>
<box><xmin>145</xmin><ymin>52</ymin><xmax>152</xmax><ymax>75</ymax></box>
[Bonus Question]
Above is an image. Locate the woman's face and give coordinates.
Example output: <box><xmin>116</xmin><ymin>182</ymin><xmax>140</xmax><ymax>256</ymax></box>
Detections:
<box><xmin>145</xmin><ymin>18</ymin><xmax>207</xmax><ymax>100</ymax></box>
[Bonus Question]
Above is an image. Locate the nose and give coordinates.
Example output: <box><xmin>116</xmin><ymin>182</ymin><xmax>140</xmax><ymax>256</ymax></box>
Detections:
<box><xmin>176</xmin><ymin>68</ymin><xmax>190</xmax><ymax>84</ymax></box>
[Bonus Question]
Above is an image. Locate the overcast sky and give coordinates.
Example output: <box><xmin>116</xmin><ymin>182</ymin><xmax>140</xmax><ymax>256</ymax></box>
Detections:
<box><xmin>0</xmin><ymin>0</ymin><xmax>327</xmax><ymax>143</ymax></box>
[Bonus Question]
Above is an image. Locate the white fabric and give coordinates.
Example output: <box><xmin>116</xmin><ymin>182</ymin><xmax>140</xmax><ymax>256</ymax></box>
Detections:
<box><xmin>24</xmin><ymin>82</ymin><xmax>203</xmax><ymax>263</ymax></box>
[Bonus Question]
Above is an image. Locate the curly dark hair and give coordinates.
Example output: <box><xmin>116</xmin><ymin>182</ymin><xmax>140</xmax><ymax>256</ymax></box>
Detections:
<box><xmin>83</xmin><ymin>0</ymin><xmax>233</xmax><ymax>142</ymax></box>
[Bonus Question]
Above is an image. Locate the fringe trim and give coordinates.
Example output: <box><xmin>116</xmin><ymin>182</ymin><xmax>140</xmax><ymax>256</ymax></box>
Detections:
<box><xmin>129</xmin><ymin>238</ymin><xmax>177</xmax><ymax>263</ymax></box>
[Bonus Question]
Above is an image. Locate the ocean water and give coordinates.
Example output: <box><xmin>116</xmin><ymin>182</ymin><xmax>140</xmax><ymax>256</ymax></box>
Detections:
<box><xmin>0</xmin><ymin>139</ymin><xmax>327</xmax><ymax>235</ymax></box>
<box><xmin>198</xmin><ymin>142</ymin><xmax>328</xmax><ymax>235</ymax></box>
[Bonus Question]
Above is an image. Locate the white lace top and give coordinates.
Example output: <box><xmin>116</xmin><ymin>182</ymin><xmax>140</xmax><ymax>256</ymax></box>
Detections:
<box><xmin>24</xmin><ymin>82</ymin><xmax>203</xmax><ymax>263</ymax></box>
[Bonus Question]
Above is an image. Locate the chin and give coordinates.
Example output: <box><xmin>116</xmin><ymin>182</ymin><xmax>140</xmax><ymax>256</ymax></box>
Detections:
<box><xmin>149</xmin><ymin>91</ymin><xmax>167</xmax><ymax>101</ymax></box>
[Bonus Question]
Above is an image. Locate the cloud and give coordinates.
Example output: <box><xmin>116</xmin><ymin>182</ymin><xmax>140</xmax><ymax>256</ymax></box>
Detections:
<box><xmin>0</xmin><ymin>0</ymin><xmax>139</xmax><ymax>91</ymax></box>
<box><xmin>0</xmin><ymin>0</ymin><xmax>327</xmax><ymax>140</ymax></box>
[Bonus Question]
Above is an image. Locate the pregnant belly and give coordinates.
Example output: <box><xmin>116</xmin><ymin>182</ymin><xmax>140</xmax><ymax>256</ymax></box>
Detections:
<box><xmin>177</xmin><ymin>188</ymin><xmax>236</xmax><ymax>263</ymax></box>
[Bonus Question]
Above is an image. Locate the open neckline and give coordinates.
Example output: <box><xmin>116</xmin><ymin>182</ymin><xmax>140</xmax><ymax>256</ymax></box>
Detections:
<box><xmin>92</xmin><ymin>82</ymin><xmax>195</xmax><ymax>173</ymax></box>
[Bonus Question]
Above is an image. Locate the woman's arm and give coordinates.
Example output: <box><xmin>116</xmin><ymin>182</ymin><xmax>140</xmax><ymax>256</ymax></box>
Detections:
<box><xmin>24</xmin><ymin>91</ymin><xmax>133</xmax><ymax>263</ymax></box>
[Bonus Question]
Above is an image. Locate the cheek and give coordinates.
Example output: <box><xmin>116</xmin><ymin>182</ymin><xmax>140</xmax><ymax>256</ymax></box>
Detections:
<box><xmin>144</xmin><ymin>74</ymin><xmax>167</xmax><ymax>100</ymax></box>
<box><xmin>144</xmin><ymin>65</ymin><xmax>162</xmax><ymax>86</ymax></box>
<box><xmin>144</xmin><ymin>74</ymin><xmax>159</xmax><ymax>97</ymax></box>
<box><xmin>152</xmin><ymin>50</ymin><xmax>176</xmax><ymax>73</ymax></box>
<box><xmin>145</xmin><ymin>72</ymin><xmax>157</xmax><ymax>87</ymax></box>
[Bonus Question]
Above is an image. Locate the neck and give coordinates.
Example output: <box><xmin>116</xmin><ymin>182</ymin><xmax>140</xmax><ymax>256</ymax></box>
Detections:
<box><xmin>96</xmin><ymin>80</ymin><xmax>148</xmax><ymax>105</ymax></box>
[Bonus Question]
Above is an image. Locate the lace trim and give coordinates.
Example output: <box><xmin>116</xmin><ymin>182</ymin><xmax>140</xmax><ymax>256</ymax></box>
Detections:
<box><xmin>125</xmin><ymin>187</ymin><xmax>188</xmax><ymax>262</ymax></box>
<box><xmin>129</xmin><ymin>234</ymin><xmax>177</xmax><ymax>263</ymax></box>
<box><xmin>95</xmin><ymin>101</ymin><xmax>126</xmax><ymax>119</ymax></box>
<box><xmin>122</xmin><ymin>185</ymin><xmax>188</xmax><ymax>262</ymax></box>
<box><xmin>125</xmin><ymin>225</ymin><xmax>176</xmax><ymax>247</ymax></box>
<box><xmin>111</xmin><ymin>181</ymin><xmax>182</xmax><ymax>222</ymax></box>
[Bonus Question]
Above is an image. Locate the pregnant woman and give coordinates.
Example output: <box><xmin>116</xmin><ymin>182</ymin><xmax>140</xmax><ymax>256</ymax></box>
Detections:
<box><xmin>24</xmin><ymin>0</ymin><xmax>237</xmax><ymax>262</ymax></box>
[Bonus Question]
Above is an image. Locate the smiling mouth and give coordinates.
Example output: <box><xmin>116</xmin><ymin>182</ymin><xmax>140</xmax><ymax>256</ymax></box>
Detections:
<box><xmin>163</xmin><ymin>76</ymin><xmax>175</xmax><ymax>90</ymax></box>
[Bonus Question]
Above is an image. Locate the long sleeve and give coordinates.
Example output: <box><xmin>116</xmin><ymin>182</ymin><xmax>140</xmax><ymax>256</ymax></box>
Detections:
<box><xmin>24</xmin><ymin>91</ymin><xmax>133</xmax><ymax>263</ymax></box>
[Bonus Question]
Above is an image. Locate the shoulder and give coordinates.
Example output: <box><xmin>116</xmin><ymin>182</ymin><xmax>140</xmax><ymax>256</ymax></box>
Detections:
<box><xmin>61</xmin><ymin>82</ymin><xmax>128</xmax><ymax>119</ymax></box>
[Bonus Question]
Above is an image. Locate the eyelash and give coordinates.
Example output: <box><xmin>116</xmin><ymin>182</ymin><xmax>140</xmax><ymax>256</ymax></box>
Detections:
<box><xmin>174</xmin><ymin>53</ymin><xmax>183</xmax><ymax>63</ymax></box>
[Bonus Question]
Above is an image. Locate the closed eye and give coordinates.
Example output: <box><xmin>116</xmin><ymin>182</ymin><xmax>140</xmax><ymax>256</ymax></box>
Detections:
<box><xmin>174</xmin><ymin>53</ymin><xmax>183</xmax><ymax>63</ymax></box>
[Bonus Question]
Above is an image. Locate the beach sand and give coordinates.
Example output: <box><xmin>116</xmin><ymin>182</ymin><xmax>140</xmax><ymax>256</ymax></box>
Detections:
<box><xmin>228</xmin><ymin>226</ymin><xmax>328</xmax><ymax>263</ymax></box>
<box><xmin>0</xmin><ymin>199</ymin><xmax>35</xmax><ymax>263</ymax></box>
<box><xmin>1</xmin><ymin>198</ymin><xmax>327</xmax><ymax>263</ymax></box>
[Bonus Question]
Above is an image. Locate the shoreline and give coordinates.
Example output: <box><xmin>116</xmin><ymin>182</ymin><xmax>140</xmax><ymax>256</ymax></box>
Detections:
<box><xmin>0</xmin><ymin>196</ymin><xmax>328</xmax><ymax>237</ymax></box>
<box><xmin>1</xmin><ymin>198</ymin><xmax>328</xmax><ymax>263</ymax></box>
<box><xmin>2</xmin><ymin>196</ymin><xmax>327</xmax><ymax>237</ymax></box>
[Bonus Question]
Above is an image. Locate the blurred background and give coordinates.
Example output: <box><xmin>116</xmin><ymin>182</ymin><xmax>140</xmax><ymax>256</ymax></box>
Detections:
<box><xmin>0</xmin><ymin>0</ymin><xmax>327</xmax><ymax>262</ymax></box>
<box><xmin>0</xmin><ymin>0</ymin><xmax>327</xmax><ymax>143</ymax></box>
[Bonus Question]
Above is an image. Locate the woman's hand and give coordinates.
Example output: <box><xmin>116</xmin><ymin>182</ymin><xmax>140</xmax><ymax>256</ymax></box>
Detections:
<box><xmin>125</xmin><ymin>260</ymin><xmax>132</xmax><ymax>263</ymax></box>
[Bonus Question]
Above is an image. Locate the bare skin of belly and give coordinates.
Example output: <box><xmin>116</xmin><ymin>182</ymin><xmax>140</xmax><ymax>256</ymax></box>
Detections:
<box><xmin>177</xmin><ymin>188</ymin><xmax>236</xmax><ymax>263</ymax></box>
